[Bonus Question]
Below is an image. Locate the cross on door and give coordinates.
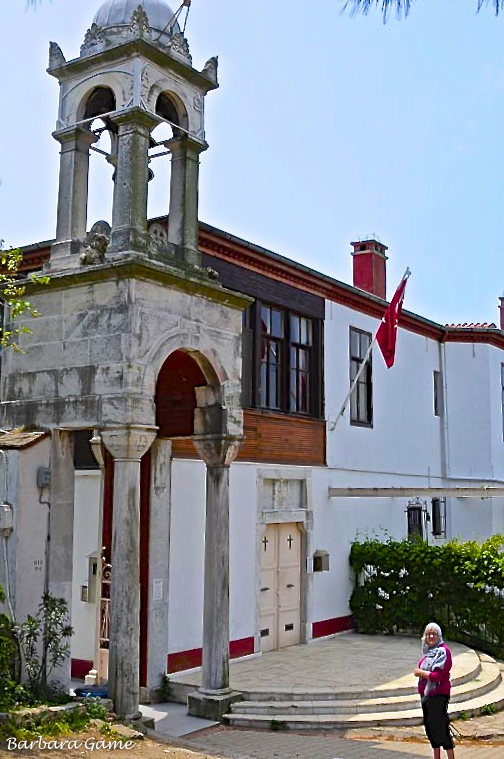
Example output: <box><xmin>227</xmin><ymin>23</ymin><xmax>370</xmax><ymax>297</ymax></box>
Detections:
<box><xmin>287</xmin><ymin>534</ymin><xmax>293</xmax><ymax>549</ymax></box>
<box><xmin>262</xmin><ymin>535</ymin><xmax>269</xmax><ymax>551</ymax></box>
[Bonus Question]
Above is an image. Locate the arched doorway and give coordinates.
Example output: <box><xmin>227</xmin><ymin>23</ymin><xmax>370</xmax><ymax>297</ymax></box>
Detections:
<box><xmin>155</xmin><ymin>349</ymin><xmax>208</xmax><ymax>437</ymax></box>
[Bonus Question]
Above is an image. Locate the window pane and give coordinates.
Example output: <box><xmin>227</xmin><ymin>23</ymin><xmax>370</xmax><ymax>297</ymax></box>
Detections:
<box><xmin>269</xmin><ymin>365</ymin><xmax>279</xmax><ymax>408</ymax></box>
<box><xmin>260</xmin><ymin>361</ymin><xmax>267</xmax><ymax>406</ymax></box>
<box><xmin>299</xmin><ymin>348</ymin><xmax>309</xmax><ymax>371</ymax></box>
<box><xmin>301</xmin><ymin>318</ymin><xmax>312</xmax><ymax>346</ymax></box>
<box><xmin>290</xmin><ymin>368</ymin><xmax>297</xmax><ymax>411</ymax></box>
<box><xmin>300</xmin><ymin>372</ymin><xmax>309</xmax><ymax>412</ymax></box>
<box><xmin>350</xmin><ymin>329</ymin><xmax>360</xmax><ymax>358</ymax></box>
<box><xmin>358</xmin><ymin>382</ymin><xmax>367</xmax><ymax>422</ymax></box>
<box><xmin>350</xmin><ymin>386</ymin><xmax>358</xmax><ymax>420</ymax></box>
<box><xmin>261</xmin><ymin>305</ymin><xmax>270</xmax><ymax>335</ymax></box>
<box><xmin>268</xmin><ymin>340</ymin><xmax>279</xmax><ymax>365</ymax></box>
<box><xmin>350</xmin><ymin>358</ymin><xmax>359</xmax><ymax>383</ymax></box>
<box><xmin>271</xmin><ymin>308</ymin><xmax>284</xmax><ymax>338</ymax></box>
<box><xmin>359</xmin><ymin>332</ymin><xmax>370</xmax><ymax>357</ymax></box>
<box><xmin>290</xmin><ymin>315</ymin><xmax>300</xmax><ymax>343</ymax></box>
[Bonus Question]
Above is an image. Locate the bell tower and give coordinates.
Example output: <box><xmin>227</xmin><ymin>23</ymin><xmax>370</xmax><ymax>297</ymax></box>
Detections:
<box><xmin>48</xmin><ymin>0</ymin><xmax>218</xmax><ymax>270</ymax></box>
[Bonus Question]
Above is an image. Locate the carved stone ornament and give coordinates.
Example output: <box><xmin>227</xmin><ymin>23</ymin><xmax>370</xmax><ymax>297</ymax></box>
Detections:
<box><xmin>149</xmin><ymin>223</ymin><xmax>169</xmax><ymax>252</ymax></box>
<box><xmin>80</xmin><ymin>220</ymin><xmax>111</xmax><ymax>266</ymax></box>
<box><xmin>48</xmin><ymin>41</ymin><xmax>66</xmax><ymax>70</ymax></box>
<box><xmin>167</xmin><ymin>33</ymin><xmax>192</xmax><ymax>64</ymax></box>
<box><xmin>130</xmin><ymin>6</ymin><xmax>150</xmax><ymax>36</ymax></box>
<box><xmin>201</xmin><ymin>56</ymin><xmax>218</xmax><ymax>84</ymax></box>
<box><xmin>81</xmin><ymin>23</ymin><xmax>107</xmax><ymax>56</ymax></box>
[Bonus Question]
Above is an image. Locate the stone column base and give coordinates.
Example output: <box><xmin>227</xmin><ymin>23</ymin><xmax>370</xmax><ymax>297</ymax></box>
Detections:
<box><xmin>187</xmin><ymin>690</ymin><xmax>243</xmax><ymax>721</ymax></box>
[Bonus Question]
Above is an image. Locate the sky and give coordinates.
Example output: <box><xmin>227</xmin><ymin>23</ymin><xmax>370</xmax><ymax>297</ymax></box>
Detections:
<box><xmin>1</xmin><ymin>0</ymin><xmax>504</xmax><ymax>327</ymax></box>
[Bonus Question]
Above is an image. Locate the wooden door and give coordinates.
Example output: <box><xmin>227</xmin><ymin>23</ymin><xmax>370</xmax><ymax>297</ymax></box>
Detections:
<box><xmin>259</xmin><ymin>523</ymin><xmax>301</xmax><ymax>652</ymax></box>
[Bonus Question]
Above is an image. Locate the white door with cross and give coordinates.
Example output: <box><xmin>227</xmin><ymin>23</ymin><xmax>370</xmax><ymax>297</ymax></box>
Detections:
<box><xmin>259</xmin><ymin>522</ymin><xmax>301</xmax><ymax>652</ymax></box>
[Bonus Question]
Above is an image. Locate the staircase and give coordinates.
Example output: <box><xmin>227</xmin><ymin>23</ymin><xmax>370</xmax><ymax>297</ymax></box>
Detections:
<box><xmin>224</xmin><ymin>651</ymin><xmax>504</xmax><ymax>730</ymax></box>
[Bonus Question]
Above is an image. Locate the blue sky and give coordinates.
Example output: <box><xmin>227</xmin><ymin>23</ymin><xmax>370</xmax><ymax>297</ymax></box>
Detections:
<box><xmin>1</xmin><ymin>0</ymin><xmax>504</xmax><ymax>327</ymax></box>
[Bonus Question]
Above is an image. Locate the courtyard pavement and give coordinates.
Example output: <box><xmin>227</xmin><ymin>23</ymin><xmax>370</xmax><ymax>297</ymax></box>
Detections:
<box><xmin>143</xmin><ymin>632</ymin><xmax>504</xmax><ymax>758</ymax></box>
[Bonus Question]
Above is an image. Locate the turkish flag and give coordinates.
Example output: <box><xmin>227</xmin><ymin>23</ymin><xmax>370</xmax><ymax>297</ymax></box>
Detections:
<box><xmin>376</xmin><ymin>272</ymin><xmax>409</xmax><ymax>368</ymax></box>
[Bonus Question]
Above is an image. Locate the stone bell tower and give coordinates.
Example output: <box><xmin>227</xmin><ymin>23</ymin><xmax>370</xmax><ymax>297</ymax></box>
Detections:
<box><xmin>48</xmin><ymin>0</ymin><xmax>218</xmax><ymax>269</ymax></box>
<box><xmin>1</xmin><ymin>0</ymin><xmax>250</xmax><ymax>721</ymax></box>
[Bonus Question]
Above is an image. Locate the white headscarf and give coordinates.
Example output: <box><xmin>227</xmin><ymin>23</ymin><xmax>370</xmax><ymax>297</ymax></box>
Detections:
<box><xmin>420</xmin><ymin>622</ymin><xmax>447</xmax><ymax>701</ymax></box>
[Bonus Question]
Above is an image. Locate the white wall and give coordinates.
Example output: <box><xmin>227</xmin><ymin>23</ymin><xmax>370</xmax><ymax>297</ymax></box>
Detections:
<box><xmin>444</xmin><ymin>343</ymin><xmax>493</xmax><ymax>480</ymax></box>
<box><xmin>325</xmin><ymin>301</ymin><xmax>443</xmax><ymax>480</ymax></box>
<box><xmin>71</xmin><ymin>470</ymin><xmax>101</xmax><ymax>663</ymax></box>
<box><xmin>168</xmin><ymin>459</ymin><xmax>206</xmax><ymax>653</ymax></box>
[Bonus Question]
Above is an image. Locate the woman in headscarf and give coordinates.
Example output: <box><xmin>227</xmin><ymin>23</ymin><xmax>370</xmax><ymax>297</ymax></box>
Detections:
<box><xmin>413</xmin><ymin>622</ymin><xmax>455</xmax><ymax>759</ymax></box>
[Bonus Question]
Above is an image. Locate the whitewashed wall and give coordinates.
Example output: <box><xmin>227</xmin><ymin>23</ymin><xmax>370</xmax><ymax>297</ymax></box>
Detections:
<box><xmin>71</xmin><ymin>471</ymin><xmax>101</xmax><ymax>663</ymax></box>
<box><xmin>325</xmin><ymin>301</ymin><xmax>443</xmax><ymax>479</ymax></box>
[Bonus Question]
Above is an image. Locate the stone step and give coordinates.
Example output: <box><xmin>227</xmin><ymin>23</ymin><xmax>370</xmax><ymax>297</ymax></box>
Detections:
<box><xmin>230</xmin><ymin>658</ymin><xmax>500</xmax><ymax>715</ymax></box>
<box><xmin>224</xmin><ymin>669</ymin><xmax>504</xmax><ymax>730</ymax></box>
<box><xmin>237</xmin><ymin>650</ymin><xmax>482</xmax><ymax>703</ymax></box>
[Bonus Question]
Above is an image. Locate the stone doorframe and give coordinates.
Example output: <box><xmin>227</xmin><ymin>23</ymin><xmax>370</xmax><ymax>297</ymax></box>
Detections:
<box><xmin>255</xmin><ymin>467</ymin><xmax>314</xmax><ymax>653</ymax></box>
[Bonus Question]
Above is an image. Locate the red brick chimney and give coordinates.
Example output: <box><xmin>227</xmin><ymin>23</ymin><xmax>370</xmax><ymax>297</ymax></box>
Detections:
<box><xmin>499</xmin><ymin>296</ymin><xmax>504</xmax><ymax>331</ymax></box>
<box><xmin>351</xmin><ymin>239</ymin><xmax>388</xmax><ymax>300</ymax></box>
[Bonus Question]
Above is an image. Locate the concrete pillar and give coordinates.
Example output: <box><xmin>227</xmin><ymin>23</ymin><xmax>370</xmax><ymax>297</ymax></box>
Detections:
<box><xmin>108</xmin><ymin>108</ymin><xmax>158</xmax><ymax>255</ymax></box>
<box><xmin>187</xmin><ymin>435</ymin><xmax>242</xmax><ymax>720</ymax></box>
<box><xmin>146</xmin><ymin>438</ymin><xmax>172</xmax><ymax>699</ymax></box>
<box><xmin>48</xmin><ymin>430</ymin><xmax>75</xmax><ymax>688</ymax></box>
<box><xmin>101</xmin><ymin>425</ymin><xmax>157</xmax><ymax>719</ymax></box>
<box><xmin>51</xmin><ymin>127</ymin><xmax>98</xmax><ymax>267</ymax></box>
<box><xmin>166</xmin><ymin>136</ymin><xmax>207</xmax><ymax>267</ymax></box>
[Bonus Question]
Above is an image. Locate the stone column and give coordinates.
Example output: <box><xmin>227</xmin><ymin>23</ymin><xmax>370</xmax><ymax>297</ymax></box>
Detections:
<box><xmin>51</xmin><ymin>127</ymin><xmax>98</xmax><ymax>267</ymax></box>
<box><xmin>48</xmin><ymin>430</ymin><xmax>75</xmax><ymax>688</ymax></box>
<box><xmin>146</xmin><ymin>438</ymin><xmax>172</xmax><ymax>699</ymax></box>
<box><xmin>108</xmin><ymin>108</ymin><xmax>158</xmax><ymax>255</ymax></box>
<box><xmin>187</xmin><ymin>435</ymin><xmax>242</xmax><ymax>721</ymax></box>
<box><xmin>101</xmin><ymin>426</ymin><xmax>157</xmax><ymax>719</ymax></box>
<box><xmin>166</xmin><ymin>136</ymin><xmax>207</xmax><ymax>267</ymax></box>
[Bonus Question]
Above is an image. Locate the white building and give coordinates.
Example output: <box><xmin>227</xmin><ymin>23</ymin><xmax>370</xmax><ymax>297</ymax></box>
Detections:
<box><xmin>1</xmin><ymin>0</ymin><xmax>503</xmax><ymax>718</ymax></box>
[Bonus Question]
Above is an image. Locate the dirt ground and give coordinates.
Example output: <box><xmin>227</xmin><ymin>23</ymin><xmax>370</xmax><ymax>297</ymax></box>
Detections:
<box><xmin>0</xmin><ymin>726</ymin><xmax>219</xmax><ymax>759</ymax></box>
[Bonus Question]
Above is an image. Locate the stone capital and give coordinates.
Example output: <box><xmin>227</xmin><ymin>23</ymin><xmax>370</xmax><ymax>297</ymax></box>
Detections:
<box><xmin>52</xmin><ymin>126</ymin><xmax>98</xmax><ymax>151</ymax></box>
<box><xmin>192</xmin><ymin>434</ymin><xmax>242</xmax><ymax>468</ymax></box>
<box><xmin>110</xmin><ymin>107</ymin><xmax>160</xmax><ymax>133</ymax></box>
<box><xmin>165</xmin><ymin>135</ymin><xmax>208</xmax><ymax>156</ymax></box>
<box><xmin>101</xmin><ymin>425</ymin><xmax>157</xmax><ymax>461</ymax></box>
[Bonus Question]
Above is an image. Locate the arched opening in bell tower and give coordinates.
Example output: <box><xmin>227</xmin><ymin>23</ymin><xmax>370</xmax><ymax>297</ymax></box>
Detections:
<box><xmin>147</xmin><ymin>92</ymin><xmax>189</xmax><ymax>223</ymax></box>
<box><xmin>80</xmin><ymin>87</ymin><xmax>117</xmax><ymax>229</ymax></box>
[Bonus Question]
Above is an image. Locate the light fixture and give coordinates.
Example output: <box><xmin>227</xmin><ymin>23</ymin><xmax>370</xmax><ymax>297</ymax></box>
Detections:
<box><xmin>89</xmin><ymin>430</ymin><xmax>105</xmax><ymax>468</ymax></box>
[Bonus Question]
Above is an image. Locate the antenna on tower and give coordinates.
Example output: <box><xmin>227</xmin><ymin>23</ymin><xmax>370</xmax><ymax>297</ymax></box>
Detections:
<box><xmin>155</xmin><ymin>1</ymin><xmax>192</xmax><ymax>41</ymax></box>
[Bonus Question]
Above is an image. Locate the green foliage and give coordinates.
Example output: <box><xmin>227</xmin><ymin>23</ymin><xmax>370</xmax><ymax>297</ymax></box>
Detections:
<box><xmin>0</xmin><ymin>708</ymin><xmax>91</xmax><ymax>743</ymax></box>
<box><xmin>83</xmin><ymin>699</ymin><xmax>108</xmax><ymax>721</ymax></box>
<box><xmin>0</xmin><ymin>244</ymin><xmax>49</xmax><ymax>352</ymax></box>
<box><xmin>14</xmin><ymin>593</ymin><xmax>73</xmax><ymax>699</ymax></box>
<box><xmin>269</xmin><ymin>719</ymin><xmax>288</xmax><ymax>731</ymax></box>
<box><xmin>480</xmin><ymin>703</ymin><xmax>496</xmax><ymax>715</ymax></box>
<box><xmin>349</xmin><ymin>536</ymin><xmax>504</xmax><ymax>646</ymax></box>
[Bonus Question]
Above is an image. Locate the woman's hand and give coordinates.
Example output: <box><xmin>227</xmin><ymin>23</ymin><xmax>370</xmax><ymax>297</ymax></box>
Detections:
<box><xmin>414</xmin><ymin>667</ymin><xmax>426</xmax><ymax>678</ymax></box>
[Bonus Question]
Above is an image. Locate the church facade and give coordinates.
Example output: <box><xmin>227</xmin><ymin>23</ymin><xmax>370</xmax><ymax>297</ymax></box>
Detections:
<box><xmin>1</xmin><ymin>0</ymin><xmax>504</xmax><ymax>720</ymax></box>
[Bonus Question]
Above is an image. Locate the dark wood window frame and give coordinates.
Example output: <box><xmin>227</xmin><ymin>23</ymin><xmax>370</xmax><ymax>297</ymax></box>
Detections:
<box><xmin>244</xmin><ymin>300</ymin><xmax>323</xmax><ymax>419</ymax></box>
<box><xmin>349</xmin><ymin>327</ymin><xmax>373</xmax><ymax>427</ymax></box>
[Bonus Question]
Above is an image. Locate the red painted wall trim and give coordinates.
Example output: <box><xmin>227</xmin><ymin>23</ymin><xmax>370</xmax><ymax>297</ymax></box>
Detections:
<box><xmin>312</xmin><ymin>616</ymin><xmax>354</xmax><ymax>639</ymax></box>
<box><xmin>167</xmin><ymin>636</ymin><xmax>255</xmax><ymax>674</ymax></box>
<box><xmin>71</xmin><ymin>658</ymin><xmax>94</xmax><ymax>680</ymax></box>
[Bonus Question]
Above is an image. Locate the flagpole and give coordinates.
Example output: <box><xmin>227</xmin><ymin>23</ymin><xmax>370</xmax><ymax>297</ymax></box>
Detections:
<box><xmin>328</xmin><ymin>336</ymin><xmax>377</xmax><ymax>431</ymax></box>
<box><xmin>328</xmin><ymin>267</ymin><xmax>411</xmax><ymax>432</ymax></box>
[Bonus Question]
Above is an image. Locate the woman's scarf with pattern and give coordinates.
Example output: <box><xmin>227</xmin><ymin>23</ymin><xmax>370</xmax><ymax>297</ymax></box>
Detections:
<box><xmin>420</xmin><ymin>623</ymin><xmax>446</xmax><ymax>701</ymax></box>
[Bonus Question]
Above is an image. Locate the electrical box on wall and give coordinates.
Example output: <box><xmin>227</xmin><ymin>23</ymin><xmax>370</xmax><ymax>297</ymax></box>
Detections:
<box><xmin>36</xmin><ymin>467</ymin><xmax>51</xmax><ymax>489</ymax></box>
<box><xmin>87</xmin><ymin>555</ymin><xmax>99</xmax><ymax>603</ymax></box>
<box><xmin>0</xmin><ymin>502</ymin><xmax>13</xmax><ymax>536</ymax></box>
<box><xmin>313</xmin><ymin>549</ymin><xmax>330</xmax><ymax>572</ymax></box>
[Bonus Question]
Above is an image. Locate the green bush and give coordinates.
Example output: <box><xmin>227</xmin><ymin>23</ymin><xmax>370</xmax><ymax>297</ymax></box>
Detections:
<box><xmin>349</xmin><ymin>536</ymin><xmax>504</xmax><ymax>647</ymax></box>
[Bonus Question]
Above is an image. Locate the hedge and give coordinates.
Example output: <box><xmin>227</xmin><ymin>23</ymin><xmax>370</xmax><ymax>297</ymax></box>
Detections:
<box><xmin>349</xmin><ymin>535</ymin><xmax>504</xmax><ymax>651</ymax></box>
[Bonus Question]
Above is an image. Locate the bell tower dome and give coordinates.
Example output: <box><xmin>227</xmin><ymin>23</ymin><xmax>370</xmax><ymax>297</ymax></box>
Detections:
<box><xmin>48</xmin><ymin>0</ymin><xmax>218</xmax><ymax>269</ymax></box>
